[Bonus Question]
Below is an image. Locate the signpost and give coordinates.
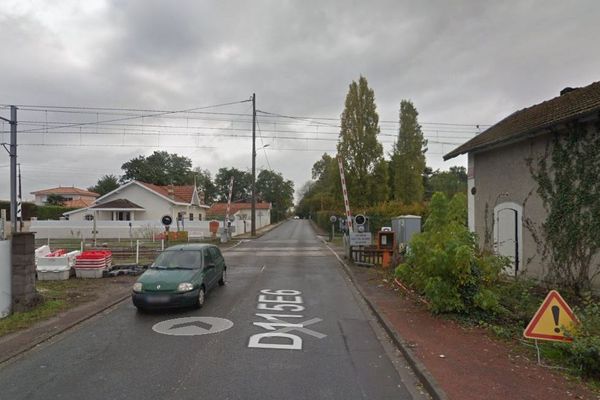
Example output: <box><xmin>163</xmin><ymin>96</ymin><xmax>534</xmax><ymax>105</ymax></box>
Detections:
<box><xmin>161</xmin><ymin>215</ymin><xmax>172</xmax><ymax>246</ymax></box>
<box><xmin>329</xmin><ymin>215</ymin><xmax>337</xmax><ymax>242</ymax></box>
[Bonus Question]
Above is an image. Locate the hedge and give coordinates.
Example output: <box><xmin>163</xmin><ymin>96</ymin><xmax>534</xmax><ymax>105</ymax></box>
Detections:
<box><xmin>0</xmin><ymin>201</ymin><xmax>76</xmax><ymax>220</ymax></box>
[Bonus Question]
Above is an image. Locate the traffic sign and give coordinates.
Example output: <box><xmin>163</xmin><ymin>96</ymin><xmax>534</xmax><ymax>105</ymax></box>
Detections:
<box><xmin>523</xmin><ymin>290</ymin><xmax>578</xmax><ymax>342</ymax></box>
<box><xmin>161</xmin><ymin>215</ymin><xmax>173</xmax><ymax>226</ymax></box>
<box><xmin>152</xmin><ymin>317</ymin><xmax>234</xmax><ymax>336</ymax></box>
<box><xmin>349</xmin><ymin>232</ymin><xmax>372</xmax><ymax>246</ymax></box>
<box><xmin>329</xmin><ymin>215</ymin><xmax>337</xmax><ymax>223</ymax></box>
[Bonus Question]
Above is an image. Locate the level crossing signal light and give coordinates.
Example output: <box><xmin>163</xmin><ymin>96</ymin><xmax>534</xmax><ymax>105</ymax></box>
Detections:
<box><xmin>354</xmin><ymin>214</ymin><xmax>367</xmax><ymax>233</ymax></box>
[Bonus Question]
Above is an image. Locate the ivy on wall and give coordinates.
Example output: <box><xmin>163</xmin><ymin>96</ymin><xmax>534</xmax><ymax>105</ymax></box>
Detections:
<box><xmin>525</xmin><ymin>121</ymin><xmax>600</xmax><ymax>294</ymax></box>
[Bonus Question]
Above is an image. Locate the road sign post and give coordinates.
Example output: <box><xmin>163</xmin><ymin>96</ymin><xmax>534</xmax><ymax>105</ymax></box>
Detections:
<box><xmin>161</xmin><ymin>215</ymin><xmax>173</xmax><ymax>246</ymax></box>
<box><xmin>329</xmin><ymin>215</ymin><xmax>337</xmax><ymax>242</ymax></box>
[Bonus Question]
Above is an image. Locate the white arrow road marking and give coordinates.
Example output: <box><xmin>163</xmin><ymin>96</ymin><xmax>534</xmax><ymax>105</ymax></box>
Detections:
<box><xmin>152</xmin><ymin>317</ymin><xmax>234</xmax><ymax>336</ymax></box>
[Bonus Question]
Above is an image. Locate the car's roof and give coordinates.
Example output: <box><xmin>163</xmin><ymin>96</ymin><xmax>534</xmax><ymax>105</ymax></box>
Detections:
<box><xmin>163</xmin><ymin>243</ymin><xmax>215</xmax><ymax>251</ymax></box>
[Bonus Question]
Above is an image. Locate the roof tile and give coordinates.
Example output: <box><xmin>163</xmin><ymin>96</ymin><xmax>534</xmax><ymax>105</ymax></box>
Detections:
<box><xmin>444</xmin><ymin>81</ymin><xmax>600</xmax><ymax>160</ymax></box>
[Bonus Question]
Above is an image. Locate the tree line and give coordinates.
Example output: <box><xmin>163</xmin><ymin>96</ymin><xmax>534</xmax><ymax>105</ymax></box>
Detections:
<box><xmin>297</xmin><ymin>75</ymin><xmax>466</xmax><ymax>217</ymax></box>
<box><xmin>87</xmin><ymin>151</ymin><xmax>294</xmax><ymax>222</ymax></box>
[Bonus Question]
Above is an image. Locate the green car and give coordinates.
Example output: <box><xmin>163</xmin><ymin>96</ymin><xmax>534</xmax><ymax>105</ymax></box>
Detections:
<box><xmin>132</xmin><ymin>243</ymin><xmax>226</xmax><ymax>311</ymax></box>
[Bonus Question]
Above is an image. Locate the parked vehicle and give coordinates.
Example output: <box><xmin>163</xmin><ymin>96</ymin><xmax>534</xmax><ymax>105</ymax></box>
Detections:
<box><xmin>131</xmin><ymin>243</ymin><xmax>226</xmax><ymax>311</ymax></box>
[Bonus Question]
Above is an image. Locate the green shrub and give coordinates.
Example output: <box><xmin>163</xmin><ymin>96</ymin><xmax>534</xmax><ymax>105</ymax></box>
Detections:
<box><xmin>36</xmin><ymin>205</ymin><xmax>77</xmax><ymax>220</ymax></box>
<box><xmin>554</xmin><ymin>301</ymin><xmax>600</xmax><ymax>379</ymax></box>
<box><xmin>395</xmin><ymin>192</ymin><xmax>507</xmax><ymax>314</ymax></box>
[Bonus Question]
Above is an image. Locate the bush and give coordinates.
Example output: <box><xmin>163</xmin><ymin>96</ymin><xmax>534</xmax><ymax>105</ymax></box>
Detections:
<box><xmin>36</xmin><ymin>205</ymin><xmax>77</xmax><ymax>220</ymax></box>
<box><xmin>395</xmin><ymin>192</ymin><xmax>507</xmax><ymax>314</ymax></box>
<box><xmin>554</xmin><ymin>301</ymin><xmax>600</xmax><ymax>379</ymax></box>
<box><xmin>0</xmin><ymin>201</ymin><xmax>76</xmax><ymax>220</ymax></box>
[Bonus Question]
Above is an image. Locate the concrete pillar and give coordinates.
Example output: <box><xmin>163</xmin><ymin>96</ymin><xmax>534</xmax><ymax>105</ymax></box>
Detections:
<box><xmin>11</xmin><ymin>232</ymin><xmax>41</xmax><ymax>312</ymax></box>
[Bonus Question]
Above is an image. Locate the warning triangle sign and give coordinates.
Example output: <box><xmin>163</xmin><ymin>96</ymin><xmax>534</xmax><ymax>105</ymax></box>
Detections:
<box><xmin>523</xmin><ymin>290</ymin><xmax>578</xmax><ymax>342</ymax></box>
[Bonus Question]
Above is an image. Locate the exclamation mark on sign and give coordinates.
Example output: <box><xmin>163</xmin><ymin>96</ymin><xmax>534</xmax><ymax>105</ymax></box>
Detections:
<box><xmin>551</xmin><ymin>305</ymin><xmax>561</xmax><ymax>333</ymax></box>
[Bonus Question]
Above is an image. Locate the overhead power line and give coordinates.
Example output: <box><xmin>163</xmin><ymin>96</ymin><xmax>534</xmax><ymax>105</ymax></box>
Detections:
<box><xmin>5</xmin><ymin>103</ymin><xmax>491</xmax><ymax>129</ymax></box>
<box><xmin>15</xmin><ymin>99</ymin><xmax>252</xmax><ymax>134</ymax></box>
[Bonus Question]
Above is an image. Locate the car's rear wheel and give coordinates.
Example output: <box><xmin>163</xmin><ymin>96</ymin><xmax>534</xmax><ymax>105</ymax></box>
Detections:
<box><xmin>196</xmin><ymin>286</ymin><xmax>206</xmax><ymax>308</ymax></box>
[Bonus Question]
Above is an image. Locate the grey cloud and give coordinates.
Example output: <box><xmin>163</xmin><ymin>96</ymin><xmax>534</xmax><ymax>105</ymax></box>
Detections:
<box><xmin>1</xmin><ymin>0</ymin><xmax>600</xmax><ymax>200</ymax></box>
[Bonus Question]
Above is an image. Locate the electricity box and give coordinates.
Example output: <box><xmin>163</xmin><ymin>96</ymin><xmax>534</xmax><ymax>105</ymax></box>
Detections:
<box><xmin>391</xmin><ymin>215</ymin><xmax>422</xmax><ymax>245</ymax></box>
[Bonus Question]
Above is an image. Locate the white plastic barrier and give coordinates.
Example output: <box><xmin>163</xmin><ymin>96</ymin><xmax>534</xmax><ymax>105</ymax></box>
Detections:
<box><xmin>35</xmin><ymin>245</ymin><xmax>51</xmax><ymax>266</ymax></box>
<box><xmin>37</xmin><ymin>250</ymin><xmax>81</xmax><ymax>281</ymax></box>
<box><xmin>0</xmin><ymin>240</ymin><xmax>11</xmax><ymax>318</ymax></box>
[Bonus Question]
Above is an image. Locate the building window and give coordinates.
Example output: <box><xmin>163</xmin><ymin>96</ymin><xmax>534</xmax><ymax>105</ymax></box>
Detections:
<box><xmin>84</xmin><ymin>214</ymin><xmax>94</xmax><ymax>221</ymax></box>
<box><xmin>189</xmin><ymin>213</ymin><xmax>194</xmax><ymax>221</ymax></box>
<box><xmin>198</xmin><ymin>214</ymin><xmax>202</xmax><ymax>221</ymax></box>
<box><xmin>115</xmin><ymin>211</ymin><xmax>131</xmax><ymax>221</ymax></box>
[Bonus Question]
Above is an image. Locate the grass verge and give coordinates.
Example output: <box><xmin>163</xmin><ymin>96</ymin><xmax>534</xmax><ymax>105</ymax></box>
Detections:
<box><xmin>0</xmin><ymin>279</ymin><xmax>104</xmax><ymax>337</ymax></box>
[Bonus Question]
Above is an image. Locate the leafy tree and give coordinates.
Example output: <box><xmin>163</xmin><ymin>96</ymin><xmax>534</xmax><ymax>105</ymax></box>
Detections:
<box><xmin>426</xmin><ymin>166</ymin><xmax>467</xmax><ymax>199</ymax></box>
<box><xmin>88</xmin><ymin>174</ymin><xmax>119</xmax><ymax>196</ymax></box>
<box><xmin>390</xmin><ymin>100</ymin><xmax>427</xmax><ymax>203</ymax></box>
<box><xmin>256</xmin><ymin>169</ymin><xmax>294</xmax><ymax>222</ymax></box>
<box><xmin>337</xmin><ymin>76</ymin><xmax>388</xmax><ymax>206</ymax></box>
<box><xmin>46</xmin><ymin>194</ymin><xmax>67</xmax><ymax>206</ymax></box>
<box><xmin>120</xmin><ymin>151</ymin><xmax>193</xmax><ymax>185</ymax></box>
<box><xmin>296</xmin><ymin>153</ymin><xmax>341</xmax><ymax>218</ymax></box>
<box><xmin>214</xmin><ymin>167</ymin><xmax>252</xmax><ymax>202</ymax></box>
<box><xmin>193</xmin><ymin>168</ymin><xmax>217</xmax><ymax>204</ymax></box>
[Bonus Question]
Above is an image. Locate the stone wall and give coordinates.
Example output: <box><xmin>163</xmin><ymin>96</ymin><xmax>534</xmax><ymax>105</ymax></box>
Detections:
<box><xmin>11</xmin><ymin>232</ymin><xmax>41</xmax><ymax>312</ymax></box>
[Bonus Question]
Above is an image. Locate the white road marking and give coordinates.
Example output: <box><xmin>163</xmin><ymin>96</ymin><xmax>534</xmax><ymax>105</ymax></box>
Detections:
<box><xmin>272</xmin><ymin>317</ymin><xmax>327</xmax><ymax>339</ymax></box>
<box><xmin>229</xmin><ymin>247</ymin><xmax>323</xmax><ymax>252</ymax></box>
<box><xmin>152</xmin><ymin>317</ymin><xmax>233</xmax><ymax>336</ymax></box>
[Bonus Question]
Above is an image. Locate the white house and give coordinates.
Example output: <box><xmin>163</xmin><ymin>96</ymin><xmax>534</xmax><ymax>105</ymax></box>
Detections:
<box><xmin>64</xmin><ymin>181</ymin><xmax>209</xmax><ymax>222</ymax></box>
<box><xmin>207</xmin><ymin>202</ymin><xmax>272</xmax><ymax>232</ymax></box>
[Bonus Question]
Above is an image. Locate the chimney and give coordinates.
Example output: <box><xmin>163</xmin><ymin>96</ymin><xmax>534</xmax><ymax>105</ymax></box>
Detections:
<box><xmin>560</xmin><ymin>87</ymin><xmax>576</xmax><ymax>96</ymax></box>
<box><xmin>167</xmin><ymin>185</ymin><xmax>175</xmax><ymax>200</ymax></box>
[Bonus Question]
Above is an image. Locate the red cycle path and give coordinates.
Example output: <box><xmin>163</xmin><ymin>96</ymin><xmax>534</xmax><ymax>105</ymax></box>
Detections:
<box><xmin>351</xmin><ymin>266</ymin><xmax>598</xmax><ymax>400</ymax></box>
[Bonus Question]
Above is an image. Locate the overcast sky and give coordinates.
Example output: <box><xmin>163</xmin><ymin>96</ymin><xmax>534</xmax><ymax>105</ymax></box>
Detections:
<box><xmin>1</xmin><ymin>0</ymin><xmax>599</xmax><ymax>203</ymax></box>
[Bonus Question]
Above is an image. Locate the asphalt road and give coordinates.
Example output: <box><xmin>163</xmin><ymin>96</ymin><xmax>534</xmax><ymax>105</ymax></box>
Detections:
<box><xmin>0</xmin><ymin>220</ymin><xmax>426</xmax><ymax>400</ymax></box>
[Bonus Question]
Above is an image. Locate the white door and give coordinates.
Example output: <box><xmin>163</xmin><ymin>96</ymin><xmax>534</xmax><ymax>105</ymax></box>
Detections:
<box><xmin>494</xmin><ymin>203</ymin><xmax>522</xmax><ymax>277</ymax></box>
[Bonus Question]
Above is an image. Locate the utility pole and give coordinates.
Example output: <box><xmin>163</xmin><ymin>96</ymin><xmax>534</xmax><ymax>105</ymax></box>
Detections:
<box><xmin>17</xmin><ymin>163</ymin><xmax>22</xmax><ymax>232</ymax></box>
<box><xmin>251</xmin><ymin>93</ymin><xmax>256</xmax><ymax>236</ymax></box>
<box><xmin>0</xmin><ymin>106</ymin><xmax>17</xmax><ymax>232</ymax></box>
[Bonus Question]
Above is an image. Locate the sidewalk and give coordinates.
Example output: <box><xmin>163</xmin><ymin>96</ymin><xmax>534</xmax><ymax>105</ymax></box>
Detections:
<box><xmin>323</xmin><ymin>237</ymin><xmax>598</xmax><ymax>400</ymax></box>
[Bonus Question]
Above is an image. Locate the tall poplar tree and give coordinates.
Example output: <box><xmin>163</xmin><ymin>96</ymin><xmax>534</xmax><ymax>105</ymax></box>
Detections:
<box><xmin>390</xmin><ymin>100</ymin><xmax>427</xmax><ymax>203</ymax></box>
<box><xmin>337</xmin><ymin>76</ymin><xmax>388</xmax><ymax>206</ymax></box>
